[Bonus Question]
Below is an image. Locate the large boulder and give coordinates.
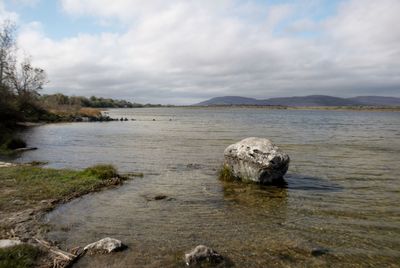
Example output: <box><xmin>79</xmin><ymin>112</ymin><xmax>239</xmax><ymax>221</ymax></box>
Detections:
<box><xmin>223</xmin><ymin>137</ymin><xmax>290</xmax><ymax>184</ymax></box>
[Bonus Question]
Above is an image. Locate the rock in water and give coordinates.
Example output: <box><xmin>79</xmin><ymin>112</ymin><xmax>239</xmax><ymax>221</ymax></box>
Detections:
<box><xmin>84</xmin><ymin>237</ymin><xmax>124</xmax><ymax>254</ymax></box>
<box><xmin>185</xmin><ymin>245</ymin><xmax>223</xmax><ymax>266</ymax></box>
<box><xmin>224</xmin><ymin>137</ymin><xmax>290</xmax><ymax>184</ymax></box>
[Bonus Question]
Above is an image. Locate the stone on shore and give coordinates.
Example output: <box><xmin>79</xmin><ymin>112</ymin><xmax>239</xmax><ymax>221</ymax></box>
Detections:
<box><xmin>0</xmin><ymin>239</ymin><xmax>23</xmax><ymax>248</ymax></box>
<box><xmin>223</xmin><ymin>137</ymin><xmax>290</xmax><ymax>184</ymax></box>
<box><xmin>83</xmin><ymin>237</ymin><xmax>124</xmax><ymax>254</ymax></box>
<box><xmin>185</xmin><ymin>245</ymin><xmax>223</xmax><ymax>266</ymax></box>
<box><xmin>0</xmin><ymin>162</ymin><xmax>17</xmax><ymax>168</ymax></box>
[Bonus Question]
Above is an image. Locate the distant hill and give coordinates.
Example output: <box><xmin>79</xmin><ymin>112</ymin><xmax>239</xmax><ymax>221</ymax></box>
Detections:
<box><xmin>194</xmin><ymin>95</ymin><xmax>400</xmax><ymax>107</ymax></box>
<box><xmin>196</xmin><ymin>96</ymin><xmax>264</xmax><ymax>106</ymax></box>
<box><xmin>347</xmin><ymin>96</ymin><xmax>400</xmax><ymax>106</ymax></box>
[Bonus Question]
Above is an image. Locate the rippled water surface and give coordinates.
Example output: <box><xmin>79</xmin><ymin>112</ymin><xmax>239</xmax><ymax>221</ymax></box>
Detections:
<box><xmin>15</xmin><ymin>108</ymin><xmax>400</xmax><ymax>267</ymax></box>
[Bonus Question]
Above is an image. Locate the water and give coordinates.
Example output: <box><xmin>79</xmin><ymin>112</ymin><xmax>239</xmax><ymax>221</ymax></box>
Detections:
<box><xmin>15</xmin><ymin>108</ymin><xmax>400</xmax><ymax>267</ymax></box>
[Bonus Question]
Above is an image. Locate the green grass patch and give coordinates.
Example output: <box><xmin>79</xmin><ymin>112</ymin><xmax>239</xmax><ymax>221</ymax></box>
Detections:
<box><xmin>0</xmin><ymin>164</ymin><xmax>121</xmax><ymax>213</ymax></box>
<box><xmin>82</xmin><ymin>164</ymin><xmax>118</xmax><ymax>180</ymax></box>
<box><xmin>0</xmin><ymin>244</ymin><xmax>42</xmax><ymax>268</ymax></box>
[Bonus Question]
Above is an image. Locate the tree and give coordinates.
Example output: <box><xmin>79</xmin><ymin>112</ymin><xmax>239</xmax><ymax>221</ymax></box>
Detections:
<box><xmin>5</xmin><ymin>58</ymin><xmax>47</xmax><ymax>98</ymax></box>
<box><xmin>0</xmin><ymin>20</ymin><xmax>48</xmax><ymax>124</ymax></box>
<box><xmin>0</xmin><ymin>20</ymin><xmax>16</xmax><ymax>87</ymax></box>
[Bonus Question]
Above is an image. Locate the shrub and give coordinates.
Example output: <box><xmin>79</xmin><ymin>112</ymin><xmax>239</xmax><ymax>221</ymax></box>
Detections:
<box><xmin>83</xmin><ymin>164</ymin><xmax>118</xmax><ymax>180</ymax></box>
<box><xmin>5</xmin><ymin>137</ymin><xmax>26</xmax><ymax>150</ymax></box>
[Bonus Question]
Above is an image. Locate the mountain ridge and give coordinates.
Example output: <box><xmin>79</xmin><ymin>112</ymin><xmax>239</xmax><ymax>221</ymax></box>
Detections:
<box><xmin>194</xmin><ymin>95</ymin><xmax>400</xmax><ymax>107</ymax></box>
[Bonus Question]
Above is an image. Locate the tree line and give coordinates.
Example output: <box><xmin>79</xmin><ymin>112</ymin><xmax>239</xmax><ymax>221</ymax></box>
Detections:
<box><xmin>40</xmin><ymin>94</ymin><xmax>142</xmax><ymax>109</ymax></box>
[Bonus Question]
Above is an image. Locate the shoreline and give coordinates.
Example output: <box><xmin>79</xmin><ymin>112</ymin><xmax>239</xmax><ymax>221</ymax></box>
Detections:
<box><xmin>0</xmin><ymin>163</ymin><xmax>132</xmax><ymax>267</ymax></box>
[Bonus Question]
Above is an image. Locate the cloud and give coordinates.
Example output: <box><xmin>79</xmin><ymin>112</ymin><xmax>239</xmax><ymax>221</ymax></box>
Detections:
<box><xmin>12</xmin><ymin>0</ymin><xmax>400</xmax><ymax>104</ymax></box>
<box><xmin>0</xmin><ymin>1</ymin><xmax>18</xmax><ymax>22</ymax></box>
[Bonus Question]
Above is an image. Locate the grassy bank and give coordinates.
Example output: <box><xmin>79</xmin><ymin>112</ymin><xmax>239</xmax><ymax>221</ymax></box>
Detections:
<box><xmin>0</xmin><ymin>164</ymin><xmax>122</xmax><ymax>213</ymax></box>
<box><xmin>0</xmin><ymin>164</ymin><xmax>128</xmax><ymax>267</ymax></box>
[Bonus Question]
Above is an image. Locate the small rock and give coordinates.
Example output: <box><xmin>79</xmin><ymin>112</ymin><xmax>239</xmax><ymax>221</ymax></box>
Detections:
<box><xmin>185</xmin><ymin>245</ymin><xmax>223</xmax><ymax>266</ymax></box>
<box><xmin>84</xmin><ymin>237</ymin><xmax>124</xmax><ymax>254</ymax></box>
<box><xmin>0</xmin><ymin>239</ymin><xmax>23</xmax><ymax>248</ymax></box>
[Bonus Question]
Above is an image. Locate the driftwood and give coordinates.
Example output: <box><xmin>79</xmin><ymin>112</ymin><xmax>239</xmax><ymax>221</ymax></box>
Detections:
<box><xmin>33</xmin><ymin>237</ymin><xmax>125</xmax><ymax>267</ymax></box>
<box><xmin>14</xmin><ymin>147</ymin><xmax>38</xmax><ymax>152</ymax></box>
<box><xmin>34</xmin><ymin>238</ymin><xmax>84</xmax><ymax>268</ymax></box>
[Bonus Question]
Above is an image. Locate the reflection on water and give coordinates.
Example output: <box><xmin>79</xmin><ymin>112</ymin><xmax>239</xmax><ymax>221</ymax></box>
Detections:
<box><xmin>11</xmin><ymin>108</ymin><xmax>400</xmax><ymax>267</ymax></box>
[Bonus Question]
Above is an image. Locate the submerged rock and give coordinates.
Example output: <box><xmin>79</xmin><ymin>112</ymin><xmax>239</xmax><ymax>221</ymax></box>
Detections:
<box><xmin>83</xmin><ymin>237</ymin><xmax>124</xmax><ymax>254</ymax></box>
<box><xmin>154</xmin><ymin>194</ymin><xmax>167</xmax><ymax>200</ymax></box>
<box><xmin>0</xmin><ymin>239</ymin><xmax>23</xmax><ymax>248</ymax></box>
<box><xmin>223</xmin><ymin>137</ymin><xmax>290</xmax><ymax>184</ymax></box>
<box><xmin>311</xmin><ymin>247</ymin><xmax>330</xmax><ymax>257</ymax></box>
<box><xmin>185</xmin><ymin>245</ymin><xmax>223</xmax><ymax>266</ymax></box>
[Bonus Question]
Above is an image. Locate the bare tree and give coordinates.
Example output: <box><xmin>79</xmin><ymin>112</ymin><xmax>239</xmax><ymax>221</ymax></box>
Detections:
<box><xmin>0</xmin><ymin>20</ymin><xmax>16</xmax><ymax>86</ymax></box>
<box><xmin>6</xmin><ymin>58</ymin><xmax>47</xmax><ymax>98</ymax></box>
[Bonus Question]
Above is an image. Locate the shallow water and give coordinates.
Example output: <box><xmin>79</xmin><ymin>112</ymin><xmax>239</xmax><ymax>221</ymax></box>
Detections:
<box><xmin>14</xmin><ymin>108</ymin><xmax>400</xmax><ymax>267</ymax></box>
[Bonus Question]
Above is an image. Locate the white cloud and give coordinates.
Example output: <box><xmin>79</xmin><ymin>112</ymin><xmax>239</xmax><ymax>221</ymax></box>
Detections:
<box><xmin>0</xmin><ymin>1</ymin><xmax>18</xmax><ymax>22</ymax></box>
<box><xmin>12</xmin><ymin>0</ymin><xmax>400</xmax><ymax>104</ymax></box>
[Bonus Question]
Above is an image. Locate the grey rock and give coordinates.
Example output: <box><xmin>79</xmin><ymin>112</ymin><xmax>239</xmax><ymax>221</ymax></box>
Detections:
<box><xmin>84</xmin><ymin>237</ymin><xmax>124</xmax><ymax>254</ymax></box>
<box><xmin>0</xmin><ymin>239</ymin><xmax>23</xmax><ymax>248</ymax></box>
<box><xmin>224</xmin><ymin>137</ymin><xmax>290</xmax><ymax>184</ymax></box>
<box><xmin>185</xmin><ymin>245</ymin><xmax>223</xmax><ymax>266</ymax></box>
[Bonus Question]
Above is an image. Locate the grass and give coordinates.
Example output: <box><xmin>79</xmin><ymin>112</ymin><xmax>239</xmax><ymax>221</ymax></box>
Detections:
<box><xmin>78</xmin><ymin>107</ymin><xmax>102</xmax><ymax>117</ymax></box>
<box><xmin>82</xmin><ymin>164</ymin><xmax>118</xmax><ymax>180</ymax></box>
<box><xmin>48</xmin><ymin>106</ymin><xmax>102</xmax><ymax>119</ymax></box>
<box><xmin>0</xmin><ymin>164</ymin><xmax>122</xmax><ymax>213</ymax></box>
<box><xmin>0</xmin><ymin>244</ymin><xmax>42</xmax><ymax>268</ymax></box>
<box><xmin>218</xmin><ymin>165</ymin><xmax>238</xmax><ymax>182</ymax></box>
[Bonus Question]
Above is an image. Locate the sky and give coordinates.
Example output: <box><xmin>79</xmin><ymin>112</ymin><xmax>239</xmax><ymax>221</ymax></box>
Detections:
<box><xmin>1</xmin><ymin>0</ymin><xmax>400</xmax><ymax>104</ymax></box>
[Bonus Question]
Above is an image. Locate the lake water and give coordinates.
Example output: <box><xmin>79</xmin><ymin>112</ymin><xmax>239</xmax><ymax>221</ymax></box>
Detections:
<box><xmin>15</xmin><ymin>108</ymin><xmax>400</xmax><ymax>267</ymax></box>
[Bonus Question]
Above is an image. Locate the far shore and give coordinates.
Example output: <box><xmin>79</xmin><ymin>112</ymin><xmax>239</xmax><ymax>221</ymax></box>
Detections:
<box><xmin>118</xmin><ymin>105</ymin><xmax>400</xmax><ymax>112</ymax></box>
